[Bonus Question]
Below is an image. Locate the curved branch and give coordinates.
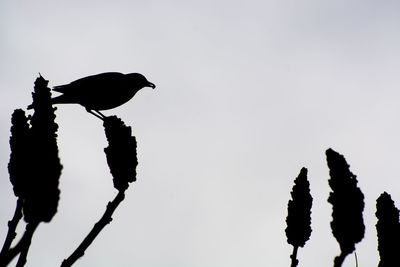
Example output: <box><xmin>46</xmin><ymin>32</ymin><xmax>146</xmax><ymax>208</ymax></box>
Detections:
<box><xmin>61</xmin><ymin>190</ymin><xmax>126</xmax><ymax>267</ymax></box>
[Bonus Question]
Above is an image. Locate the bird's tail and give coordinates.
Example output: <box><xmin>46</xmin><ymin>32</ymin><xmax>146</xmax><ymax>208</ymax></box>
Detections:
<box><xmin>50</xmin><ymin>94</ymin><xmax>75</xmax><ymax>105</ymax></box>
<box><xmin>52</xmin><ymin>85</ymin><xmax>68</xmax><ymax>93</ymax></box>
<box><xmin>27</xmin><ymin>94</ymin><xmax>71</xmax><ymax>110</ymax></box>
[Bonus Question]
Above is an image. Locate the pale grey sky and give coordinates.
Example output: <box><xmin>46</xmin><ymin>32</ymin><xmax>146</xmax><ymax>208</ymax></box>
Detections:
<box><xmin>1</xmin><ymin>0</ymin><xmax>400</xmax><ymax>266</ymax></box>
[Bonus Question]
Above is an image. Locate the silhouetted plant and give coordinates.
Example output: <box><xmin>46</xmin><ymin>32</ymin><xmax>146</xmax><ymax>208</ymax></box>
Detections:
<box><xmin>326</xmin><ymin>148</ymin><xmax>365</xmax><ymax>267</ymax></box>
<box><xmin>0</xmin><ymin>75</ymin><xmax>62</xmax><ymax>267</ymax></box>
<box><xmin>61</xmin><ymin>115</ymin><xmax>138</xmax><ymax>267</ymax></box>
<box><xmin>8</xmin><ymin>109</ymin><xmax>31</xmax><ymax>199</ymax></box>
<box><xmin>285</xmin><ymin>167</ymin><xmax>313</xmax><ymax>267</ymax></box>
<box><xmin>376</xmin><ymin>192</ymin><xmax>400</xmax><ymax>267</ymax></box>
<box><xmin>23</xmin><ymin>74</ymin><xmax>62</xmax><ymax>224</ymax></box>
<box><xmin>104</xmin><ymin>116</ymin><xmax>138</xmax><ymax>192</ymax></box>
<box><xmin>0</xmin><ymin>110</ymin><xmax>30</xmax><ymax>261</ymax></box>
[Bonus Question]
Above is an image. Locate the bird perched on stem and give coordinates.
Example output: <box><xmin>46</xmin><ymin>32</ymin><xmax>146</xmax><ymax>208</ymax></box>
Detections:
<box><xmin>28</xmin><ymin>72</ymin><xmax>156</xmax><ymax>120</ymax></box>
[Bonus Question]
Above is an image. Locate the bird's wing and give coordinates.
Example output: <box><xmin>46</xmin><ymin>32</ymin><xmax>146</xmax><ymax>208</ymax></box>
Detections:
<box><xmin>52</xmin><ymin>72</ymin><xmax>125</xmax><ymax>94</ymax></box>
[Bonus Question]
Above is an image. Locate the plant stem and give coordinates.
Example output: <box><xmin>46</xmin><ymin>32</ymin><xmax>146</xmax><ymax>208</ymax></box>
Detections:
<box><xmin>15</xmin><ymin>222</ymin><xmax>39</xmax><ymax>267</ymax></box>
<box><xmin>0</xmin><ymin>222</ymin><xmax>39</xmax><ymax>267</ymax></box>
<box><xmin>61</xmin><ymin>190</ymin><xmax>126</xmax><ymax>267</ymax></box>
<box><xmin>0</xmin><ymin>198</ymin><xmax>23</xmax><ymax>259</ymax></box>
<box><xmin>290</xmin><ymin>246</ymin><xmax>299</xmax><ymax>267</ymax></box>
<box><xmin>354</xmin><ymin>252</ymin><xmax>358</xmax><ymax>267</ymax></box>
<box><xmin>334</xmin><ymin>252</ymin><xmax>347</xmax><ymax>267</ymax></box>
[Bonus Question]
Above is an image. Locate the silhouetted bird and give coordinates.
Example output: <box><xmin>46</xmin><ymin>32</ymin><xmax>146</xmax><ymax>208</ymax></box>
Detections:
<box><xmin>28</xmin><ymin>72</ymin><xmax>155</xmax><ymax>119</ymax></box>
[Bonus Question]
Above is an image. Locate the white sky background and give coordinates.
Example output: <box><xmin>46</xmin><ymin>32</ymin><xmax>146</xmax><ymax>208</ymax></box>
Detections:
<box><xmin>1</xmin><ymin>0</ymin><xmax>400</xmax><ymax>266</ymax></box>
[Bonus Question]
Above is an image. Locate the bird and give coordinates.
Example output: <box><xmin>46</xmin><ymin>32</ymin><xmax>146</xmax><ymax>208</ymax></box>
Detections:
<box><xmin>28</xmin><ymin>72</ymin><xmax>155</xmax><ymax>119</ymax></box>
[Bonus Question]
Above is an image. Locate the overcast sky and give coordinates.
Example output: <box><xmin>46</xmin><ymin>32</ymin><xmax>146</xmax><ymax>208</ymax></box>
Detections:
<box><xmin>1</xmin><ymin>1</ymin><xmax>400</xmax><ymax>266</ymax></box>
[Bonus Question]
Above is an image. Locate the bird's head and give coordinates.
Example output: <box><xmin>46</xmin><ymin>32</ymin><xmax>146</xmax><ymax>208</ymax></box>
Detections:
<box><xmin>126</xmin><ymin>73</ymin><xmax>156</xmax><ymax>90</ymax></box>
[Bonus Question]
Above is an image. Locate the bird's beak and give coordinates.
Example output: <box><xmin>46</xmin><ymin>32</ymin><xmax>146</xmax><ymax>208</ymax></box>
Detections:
<box><xmin>147</xmin><ymin>82</ymin><xmax>156</xmax><ymax>89</ymax></box>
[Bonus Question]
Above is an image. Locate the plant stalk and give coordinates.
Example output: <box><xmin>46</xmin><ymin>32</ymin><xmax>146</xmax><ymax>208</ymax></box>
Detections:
<box><xmin>61</xmin><ymin>190</ymin><xmax>126</xmax><ymax>267</ymax></box>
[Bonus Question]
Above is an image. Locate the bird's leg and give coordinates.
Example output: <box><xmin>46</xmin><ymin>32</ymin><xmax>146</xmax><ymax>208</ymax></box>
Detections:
<box><xmin>85</xmin><ymin>108</ymin><xmax>106</xmax><ymax>120</ymax></box>
<box><xmin>95</xmin><ymin>110</ymin><xmax>107</xmax><ymax>118</ymax></box>
<box><xmin>89</xmin><ymin>110</ymin><xmax>104</xmax><ymax>120</ymax></box>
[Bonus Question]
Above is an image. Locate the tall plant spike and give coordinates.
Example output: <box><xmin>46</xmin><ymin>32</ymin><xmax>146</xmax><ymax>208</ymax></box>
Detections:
<box><xmin>376</xmin><ymin>192</ymin><xmax>400</xmax><ymax>267</ymax></box>
<box><xmin>23</xmin><ymin>74</ymin><xmax>63</xmax><ymax>224</ymax></box>
<box><xmin>103</xmin><ymin>116</ymin><xmax>138</xmax><ymax>192</ymax></box>
<box><xmin>285</xmin><ymin>167</ymin><xmax>313</xmax><ymax>267</ymax></box>
<box><xmin>326</xmin><ymin>148</ymin><xmax>365</xmax><ymax>267</ymax></box>
<box><xmin>8</xmin><ymin>109</ymin><xmax>31</xmax><ymax>199</ymax></box>
<box><xmin>0</xmin><ymin>110</ymin><xmax>30</xmax><ymax>263</ymax></box>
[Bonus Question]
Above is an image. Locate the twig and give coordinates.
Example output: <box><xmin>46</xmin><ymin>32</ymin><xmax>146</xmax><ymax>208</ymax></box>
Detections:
<box><xmin>334</xmin><ymin>252</ymin><xmax>346</xmax><ymax>267</ymax></box>
<box><xmin>0</xmin><ymin>198</ymin><xmax>23</xmax><ymax>259</ymax></box>
<box><xmin>15</xmin><ymin>222</ymin><xmax>39</xmax><ymax>267</ymax></box>
<box><xmin>355</xmin><ymin>252</ymin><xmax>358</xmax><ymax>267</ymax></box>
<box><xmin>61</xmin><ymin>190</ymin><xmax>126</xmax><ymax>267</ymax></box>
<box><xmin>290</xmin><ymin>246</ymin><xmax>299</xmax><ymax>267</ymax></box>
<box><xmin>0</xmin><ymin>222</ymin><xmax>39</xmax><ymax>266</ymax></box>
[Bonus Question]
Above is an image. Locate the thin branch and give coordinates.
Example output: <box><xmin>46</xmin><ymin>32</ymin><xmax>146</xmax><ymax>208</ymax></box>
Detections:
<box><xmin>61</xmin><ymin>190</ymin><xmax>126</xmax><ymax>267</ymax></box>
<box><xmin>0</xmin><ymin>198</ymin><xmax>23</xmax><ymax>259</ymax></box>
<box><xmin>290</xmin><ymin>246</ymin><xmax>299</xmax><ymax>267</ymax></box>
<box><xmin>0</xmin><ymin>222</ymin><xmax>39</xmax><ymax>266</ymax></box>
<box><xmin>334</xmin><ymin>252</ymin><xmax>346</xmax><ymax>267</ymax></box>
<box><xmin>15</xmin><ymin>222</ymin><xmax>39</xmax><ymax>267</ymax></box>
<box><xmin>355</xmin><ymin>252</ymin><xmax>358</xmax><ymax>267</ymax></box>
